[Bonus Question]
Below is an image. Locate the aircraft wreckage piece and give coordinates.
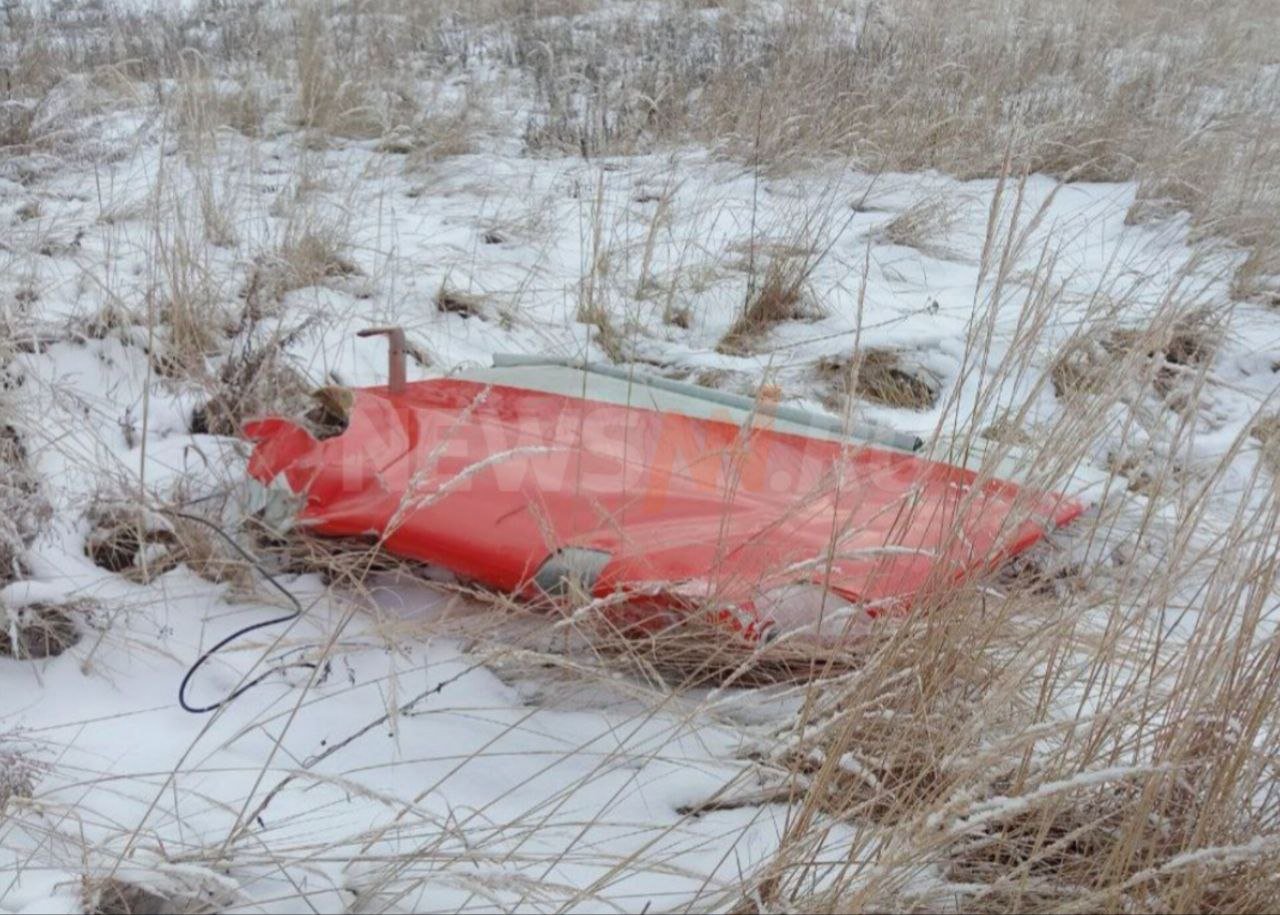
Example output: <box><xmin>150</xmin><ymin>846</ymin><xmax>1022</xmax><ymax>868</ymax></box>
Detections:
<box><xmin>244</xmin><ymin>332</ymin><xmax>1085</xmax><ymax>643</ymax></box>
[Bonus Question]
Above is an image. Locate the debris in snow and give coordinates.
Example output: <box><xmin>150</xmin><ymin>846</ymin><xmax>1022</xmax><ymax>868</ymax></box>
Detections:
<box><xmin>244</xmin><ymin>357</ymin><xmax>1080</xmax><ymax>645</ymax></box>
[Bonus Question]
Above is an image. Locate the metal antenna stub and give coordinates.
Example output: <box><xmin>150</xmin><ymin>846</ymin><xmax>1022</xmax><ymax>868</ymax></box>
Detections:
<box><xmin>357</xmin><ymin>326</ymin><xmax>407</xmax><ymax>394</ymax></box>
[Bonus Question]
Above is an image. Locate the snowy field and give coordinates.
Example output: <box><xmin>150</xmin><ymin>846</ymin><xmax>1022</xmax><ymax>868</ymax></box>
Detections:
<box><xmin>2</xmin><ymin>1</ymin><xmax>1279</xmax><ymax>912</ymax></box>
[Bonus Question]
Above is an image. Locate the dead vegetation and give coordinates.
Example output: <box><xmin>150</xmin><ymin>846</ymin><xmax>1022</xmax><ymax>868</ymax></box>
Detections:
<box><xmin>514</xmin><ymin>0</ymin><xmax>1279</xmax><ymax>310</ymax></box>
<box><xmin>190</xmin><ymin>337</ymin><xmax>312</xmax><ymax>438</ymax></box>
<box><xmin>241</xmin><ymin>226</ymin><xmax>360</xmax><ymax>315</ymax></box>
<box><xmin>1229</xmin><ymin>232</ymin><xmax>1280</xmax><ymax>307</ymax></box>
<box><xmin>173</xmin><ymin>58</ymin><xmax>273</xmax><ymax>149</ymax></box>
<box><xmin>0</xmin><ymin>422</ymin><xmax>48</xmax><ymax>587</ymax></box>
<box><xmin>251</xmin><ymin>527</ymin><xmax>436</xmax><ymax>592</ymax></box>
<box><xmin>303</xmin><ymin>385</ymin><xmax>354</xmax><ymax>439</ymax></box>
<box><xmin>0</xmin><ymin>430</ymin><xmax>29</xmax><ymax>586</ymax></box>
<box><xmin>721</xmin><ymin>509</ymin><xmax>1280</xmax><ymax>913</ymax></box>
<box><xmin>0</xmin><ymin>98</ymin><xmax>39</xmax><ymax>154</ymax></box>
<box><xmin>943</xmin><ymin>777</ymin><xmax>1280</xmax><ymax>914</ymax></box>
<box><xmin>0</xmin><ymin>599</ymin><xmax>95</xmax><ymax>660</ymax></box>
<box><xmin>718</xmin><ymin>250</ymin><xmax>820</xmax><ymax>355</ymax></box>
<box><xmin>396</xmin><ymin>92</ymin><xmax>488</xmax><ymax>167</ymax></box>
<box><xmin>564</xmin><ymin>604</ymin><xmax>865</xmax><ymax>693</ymax></box>
<box><xmin>84</xmin><ymin>505</ymin><xmax>183</xmax><ymax>584</ymax></box>
<box><xmin>4</xmin><ymin>0</ymin><xmax>1277</xmax><ymax>297</ymax></box>
<box><xmin>576</xmin><ymin>297</ymin><xmax>630</xmax><ymax>362</ymax></box>
<box><xmin>81</xmin><ymin>877</ymin><xmax>180</xmax><ymax>915</ymax></box>
<box><xmin>873</xmin><ymin>195</ymin><xmax>962</xmax><ymax>258</ymax></box>
<box><xmin>0</xmin><ymin>741</ymin><xmax>41</xmax><ymax>809</ymax></box>
<box><xmin>435</xmin><ymin>285</ymin><xmax>488</xmax><ymax>319</ymax></box>
<box><xmin>687</xmin><ymin>180</ymin><xmax>1278</xmax><ymax>912</ymax></box>
<box><xmin>1250</xmin><ymin>414</ymin><xmax>1280</xmax><ymax>476</ymax></box>
<box><xmin>817</xmin><ymin>347</ymin><xmax>941</xmax><ymax>411</ymax></box>
<box><xmin>289</xmin><ymin>3</ymin><xmax>488</xmax><ymax>158</ymax></box>
<box><xmin>153</xmin><ymin>232</ymin><xmax>228</xmax><ymax>380</ymax></box>
<box><xmin>1051</xmin><ymin>311</ymin><xmax>1221</xmax><ymax>402</ymax></box>
<box><xmin>293</xmin><ymin>5</ymin><xmax>385</xmax><ymax>141</ymax></box>
<box><xmin>84</xmin><ymin>500</ymin><xmax>258</xmax><ymax>587</ymax></box>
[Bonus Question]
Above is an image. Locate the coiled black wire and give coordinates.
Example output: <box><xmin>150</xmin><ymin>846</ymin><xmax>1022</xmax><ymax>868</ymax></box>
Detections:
<box><xmin>162</xmin><ymin>509</ymin><xmax>316</xmax><ymax>714</ymax></box>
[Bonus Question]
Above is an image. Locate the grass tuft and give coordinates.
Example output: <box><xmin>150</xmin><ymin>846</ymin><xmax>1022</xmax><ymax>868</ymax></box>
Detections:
<box><xmin>718</xmin><ymin>252</ymin><xmax>819</xmax><ymax>355</ymax></box>
<box><xmin>0</xmin><ymin>601</ymin><xmax>90</xmax><ymax>660</ymax></box>
<box><xmin>435</xmin><ymin>285</ymin><xmax>488</xmax><ymax>319</ymax></box>
<box><xmin>817</xmin><ymin>347</ymin><xmax>941</xmax><ymax>411</ymax></box>
<box><xmin>0</xmin><ymin>423</ymin><xmax>48</xmax><ymax>587</ymax></box>
<box><xmin>1051</xmin><ymin>311</ymin><xmax>1220</xmax><ymax>402</ymax></box>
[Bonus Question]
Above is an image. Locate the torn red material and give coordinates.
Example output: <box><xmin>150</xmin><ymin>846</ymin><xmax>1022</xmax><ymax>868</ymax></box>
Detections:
<box><xmin>245</xmin><ymin>379</ymin><xmax>1082</xmax><ymax>641</ymax></box>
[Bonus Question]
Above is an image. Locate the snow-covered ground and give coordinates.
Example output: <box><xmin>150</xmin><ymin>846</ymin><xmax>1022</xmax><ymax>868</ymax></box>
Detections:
<box><xmin>2</xmin><ymin>2</ymin><xmax>1278</xmax><ymax>912</ymax></box>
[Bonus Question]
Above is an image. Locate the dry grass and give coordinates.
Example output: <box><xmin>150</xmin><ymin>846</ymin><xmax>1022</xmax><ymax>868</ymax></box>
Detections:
<box><xmin>81</xmin><ymin>877</ymin><xmax>183</xmax><ymax>915</ymax></box>
<box><xmin>0</xmin><ymin>601</ymin><xmax>88</xmax><ymax>660</ymax></box>
<box><xmin>151</xmin><ymin>222</ymin><xmax>229</xmax><ymax>380</ymax></box>
<box><xmin>874</xmin><ymin>195</ymin><xmax>963</xmax><ymax>259</ymax></box>
<box><xmin>514</xmin><ymin>0</ymin><xmax>1279</xmax><ymax>301</ymax></box>
<box><xmin>190</xmin><ymin>331</ymin><xmax>313</xmax><ymax>438</ymax></box>
<box><xmin>435</xmin><ymin>285</ymin><xmax>489</xmax><ymax>319</ymax></box>
<box><xmin>241</xmin><ymin>224</ymin><xmax>359</xmax><ymax>315</ymax></box>
<box><xmin>575</xmin><ymin>178</ymin><xmax>635</xmax><ymax>362</ymax></box>
<box><xmin>173</xmin><ymin>61</ymin><xmax>273</xmax><ymax>149</ymax></box>
<box><xmin>0</xmin><ymin>428</ymin><xmax>28</xmax><ymax>586</ymax></box>
<box><xmin>1250</xmin><ymin>414</ymin><xmax>1280</xmax><ymax>476</ymax></box>
<box><xmin>0</xmin><ymin>98</ymin><xmax>39</xmax><ymax>153</ymax></box>
<box><xmin>1051</xmin><ymin>311</ymin><xmax>1221</xmax><ymax>402</ymax></box>
<box><xmin>722</xmin><ymin>477</ymin><xmax>1280</xmax><ymax>912</ymax></box>
<box><xmin>252</xmin><ymin>526</ymin><xmax>438</xmax><ymax>593</ymax></box>
<box><xmin>84</xmin><ymin>505</ymin><xmax>183</xmax><ymax>584</ymax></box>
<box><xmin>293</xmin><ymin>5</ymin><xmax>385</xmax><ymax>140</ymax></box>
<box><xmin>2</xmin><ymin>2</ymin><xmax>1279</xmax><ymax>912</ymax></box>
<box><xmin>817</xmin><ymin>347</ymin><xmax>942</xmax><ymax>411</ymax></box>
<box><xmin>718</xmin><ymin>248</ymin><xmax>821</xmax><ymax>354</ymax></box>
<box><xmin>708</xmin><ymin>180</ymin><xmax>1279</xmax><ymax>913</ymax></box>
<box><xmin>0</xmin><ymin>422</ymin><xmax>48</xmax><ymax>587</ymax></box>
<box><xmin>289</xmin><ymin>3</ymin><xmax>490</xmax><ymax>157</ymax></box>
<box><xmin>396</xmin><ymin>89</ymin><xmax>489</xmax><ymax>166</ymax></box>
<box><xmin>0</xmin><ymin>741</ymin><xmax>41</xmax><ymax>810</ymax></box>
<box><xmin>84</xmin><ymin>497</ymin><xmax>267</xmax><ymax>587</ymax></box>
<box><xmin>577</xmin><ymin>296</ymin><xmax>630</xmax><ymax>362</ymax></box>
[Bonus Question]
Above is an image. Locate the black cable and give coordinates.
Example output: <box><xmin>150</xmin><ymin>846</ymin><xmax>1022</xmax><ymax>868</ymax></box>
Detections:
<box><xmin>160</xmin><ymin>509</ymin><xmax>316</xmax><ymax>715</ymax></box>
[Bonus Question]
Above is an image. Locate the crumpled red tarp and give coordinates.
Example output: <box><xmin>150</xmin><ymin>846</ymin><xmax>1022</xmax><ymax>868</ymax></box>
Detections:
<box><xmin>246</xmin><ymin>378</ymin><xmax>1082</xmax><ymax>640</ymax></box>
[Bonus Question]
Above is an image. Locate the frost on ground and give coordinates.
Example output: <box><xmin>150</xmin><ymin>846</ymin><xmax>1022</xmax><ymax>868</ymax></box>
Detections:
<box><xmin>2</xmin><ymin>1</ymin><xmax>1280</xmax><ymax>913</ymax></box>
